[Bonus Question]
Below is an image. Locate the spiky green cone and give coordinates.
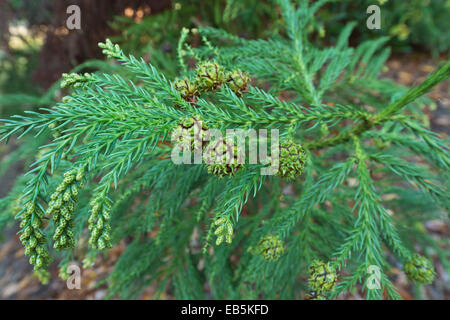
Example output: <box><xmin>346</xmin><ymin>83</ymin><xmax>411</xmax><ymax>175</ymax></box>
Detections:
<box><xmin>203</xmin><ymin>139</ymin><xmax>243</xmax><ymax>178</ymax></box>
<box><xmin>226</xmin><ymin>69</ymin><xmax>250</xmax><ymax>95</ymax></box>
<box><xmin>196</xmin><ymin>61</ymin><xmax>226</xmax><ymax>91</ymax></box>
<box><xmin>173</xmin><ymin>78</ymin><xmax>199</xmax><ymax>103</ymax></box>
<box><xmin>171</xmin><ymin>116</ymin><xmax>210</xmax><ymax>152</ymax></box>
<box><xmin>308</xmin><ymin>260</ymin><xmax>337</xmax><ymax>294</ymax></box>
<box><xmin>403</xmin><ymin>254</ymin><xmax>435</xmax><ymax>284</ymax></box>
<box><xmin>254</xmin><ymin>235</ymin><xmax>285</xmax><ymax>261</ymax></box>
<box><xmin>276</xmin><ymin>141</ymin><xmax>307</xmax><ymax>179</ymax></box>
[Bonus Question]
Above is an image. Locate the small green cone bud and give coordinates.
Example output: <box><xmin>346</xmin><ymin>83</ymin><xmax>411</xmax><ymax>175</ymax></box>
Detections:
<box><xmin>98</xmin><ymin>237</ymin><xmax>106</xmax><ymax>250</ymax></box>
<box><xmin>226</xmin><ymin>69</ymin><xmax>250</xmax><ymax>95</ymax></box>
<box><xmin>35</xmin><ymin>245</ymin><xmax>46</xmax><ymax>256</ymax></box>
<box><xmin>214</xmin><ymin>225</ymin><xmax>225</xmax><ymax>236</ymax></box>
<box><xmin>226</xmin><ymin>221</ymin><xmax>233</xmax><ymax>237</ymax></box>
<box><xmin>91</xmin><ymin>227</ymin><xmax>100</xmax><ymax>239</ymax></box>
<box><xmin>196</xmin><ymin>61</ymin><xmax>225</xmax><ymax>91</ymax></box>
<box><xmin>102</xmin><ymin>209</ymin><xmax>111</xmax><ymax>220</ymax></box>
<box><xmin>71</xmin><ymin>184</ymin><xmax>79</xmax><ymax>197</ymax></box>
<box><xmin>216</xmin><ymin>235</ymin><xmax>224</xmax><ymax>246</ymax></box>
<box><xmin>58</xmin><ymin>218</ymin><xmax>67</xmax><ymax>229</ymax></box>
<box><xmin>34</xmin><ymin>229</ymin><xmax>44</xmax><ymax>240</ymax></box>
<box><xmin>54</xmin><ymin>198</ymin><xmax>63</xmax><ymax>209</ymax></box>
<box><xmin>66</xmin><ymin>202</ymin><xmax>75</xmax><ymax>213</ymax></box>
<box><xmin>58</xmin><ymin>264</ymin><xmax>71</xmax><ymax>281</ymax></box>
<box><xmin>254</xmin><ymin>235</ymin><xmax>284</xmax><ymax>261</ymax></box>
<box><xmin>403</xmin><ymin>254</ymin><xmax>435</xmax><ymax>284</ymax></box>
<box><xmin>24</xmin><ymin>246</ymin><xmax>32</xmax><ymax>255</ymax></box>
<box><xmin>91</xmin><ymin>203</ymin><xmax>100</xmax><ymax>215</ymax></box>
<box><xmin>20</xmin><ymin>233</ymin><xmax>27</xmax><ymax>243</ymax></box>
<box><xmin>63</xmin><ymin>190</ymin><xmax>71</xmax><ymax>202</ymax></box>
<box><xmin>213</xmin><ymin>216</ymin><xmax>233</xmax><ymax>246</ymax></box>
<box><xmin>76</xmin><ymin>166</ymin><xmax>85</xmax><ymax>181</ymax></box>
<box><xmin>215</xmin><ymin>217</ymin><xmax>226</xmax><ymax>225</ymax></box>
<box><xmin>35</xmin><ymin>256</ymin><xmax>44</xmax><ymax>268</ymax></box>
<box><xmin>174</xmin><ymin>78</ymin><xmax>199</xmax><ymax>103</ymax></box>
<box><xmin>308</xmin><ymin>260</ymin><xmax>337</xmax><ymax>294</ymax></box>
<box><xmin>204</xmin><ymin>139</ymin><xmax>243</xmax><ymax>178</ymax></box>
<box><xmin>63</xmin><ymin>175</ymin><xmax>75</xmax><ymax>185</ymax></box>
<box><xmin>96</xmin><ymin>217</ymin><xmax>104</xmax><ymax>229</ymax></box>
<box><xmin>31</xmin><ymin>215</ymin><xmax>41</xmax><ymax>229</ymax></box>
<box><xmin>28</xmin><ymin>236</ymin><xmax>37</xmax><ymax>249</ymax></box>
<box><xmin>61</xmin><ymin>73</ymin><xmax>93</xmax><ymax>89</ymax></box>
<box><xmin>61</xmin><ymin>96</ymin><xmax>73</xmax><ymax>103</ymax></box>
<box><xmin>102</xmin><ymin>233</ymin><xmax>111</xmax><ymax>242</ymax></box>
<box><xmin>26</xmin><ymin>202</ymin><xmax>35</xmax><ymax>214</ymax></box>
<box><xmin>276</xmin><ymin>141</ymin><xmax>307</xmax><ymax>179</ymax></box>
<box><xmin>23</xmin><ymin>226</ymin><xmax>32</xmax><ymax>237</ymax></box>
<box><xmin>98</xmin><ymin>38</ymin><xmax>121</xmax><ymax>59</ymax></box>
<box><xmin>34</xmin><ymin>208</ymin><xmax>44</xmax><ymax>219</ymax></box>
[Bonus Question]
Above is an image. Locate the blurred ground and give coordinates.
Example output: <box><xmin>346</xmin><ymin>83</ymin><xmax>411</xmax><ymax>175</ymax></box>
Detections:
<box><xmin>0</xmin><ymin>52</ymin><xmax>448</xmax><ymax>300</ymax></box>
<box><xmin>382</xmin><ymin>53</ymin><xmax>449</xmax><ymax>135</ymax></box>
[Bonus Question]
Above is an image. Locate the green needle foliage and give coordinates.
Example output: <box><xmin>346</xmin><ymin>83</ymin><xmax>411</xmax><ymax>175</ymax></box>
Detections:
<box><xmin>0</xmin><ymin>0</ymin><xmax>449</xmax><ymax>299</ymax></box>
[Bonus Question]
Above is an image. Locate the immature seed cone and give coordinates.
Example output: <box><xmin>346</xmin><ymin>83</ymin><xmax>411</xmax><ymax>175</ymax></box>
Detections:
<box><xmin>276</xmin><ymin>141</ymin><xmax>307</xmax><ymax>179</ymax></box>
<box><xmin>403</xmin><ymin>254</ymin><xmax>435</xmax><ymax>284</ymax></box>
<box><xmin>308</xmin><ymin>260</ymin><xmax>337</xmax><ymax>293</ymax></box>
<box><xmin>254</xmin><ymin>235</ymin><xmax>284</xmax><ymax>261</ymax></box>
<box><xmin>203</xmin><ymin>139</ymin><xmax>243</xmax><ymax>178</ymax></box>
<box><xmin>58</xmin><ymin>263</ymin><xmax>71</xmax><ymax>281</ymax></box>
<box><xmin>171</xmin><ymin>116</ymin><xmax>210</xmax><ymax>152</ymax></box>
<box><xmin>196</xmin><ymin>61</ymin><xmax>226</xmax><ymax>91</ymax></box>
<box><xmin>226</xmin><ymin>69</ymin><xmax>250</xmax><ymax>95</ymax></box>
<box><xmin>173</xmin><ymin>78</ymin><xmax>199</xmax><ymax>103</ymax></box>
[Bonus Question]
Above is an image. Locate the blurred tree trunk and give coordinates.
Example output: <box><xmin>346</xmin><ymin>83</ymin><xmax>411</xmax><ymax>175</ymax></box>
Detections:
<box><xmin>0</xmin><ymin>0</ymin><xmax>172</xmax><ymax>88</ymax></box>
<box><xmin>31</xmin><ymin>0</ymin><xmax>171</xmax><ymax>88</ymax></box>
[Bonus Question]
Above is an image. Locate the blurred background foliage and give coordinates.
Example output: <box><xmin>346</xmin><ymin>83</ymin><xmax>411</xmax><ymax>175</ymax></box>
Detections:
<box><xmin>322</xmin><ymin>0</ymin><xmax>450</xmax><ymax>54</ymax></box>
<box><xmin>0</xmin><ymin>0</ymin><xmax>448</xmax><ymax>116</ymax></box>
